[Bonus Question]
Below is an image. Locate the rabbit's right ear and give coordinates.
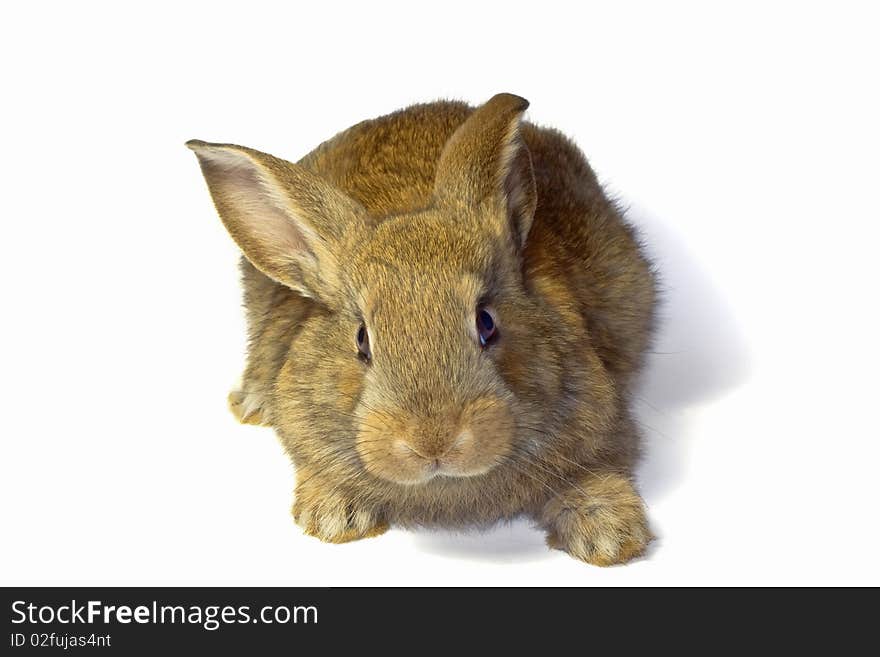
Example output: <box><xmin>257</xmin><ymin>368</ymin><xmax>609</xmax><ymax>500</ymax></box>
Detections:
<box><xmin>433</xmin><ymin>93</ymin><xmax>536</xmax><ymax>251</ymax></box>
<box><xmin>186</xmin><ymin>140</ymin><xmax>364</xmax><ymax>303</ymax></box>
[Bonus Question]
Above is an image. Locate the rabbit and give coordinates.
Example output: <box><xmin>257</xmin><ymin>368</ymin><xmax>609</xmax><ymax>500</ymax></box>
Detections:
<box><xmin>187</xmin><ymin>93</ymin><xmax>658</xmax><ymax>565</ymax></box>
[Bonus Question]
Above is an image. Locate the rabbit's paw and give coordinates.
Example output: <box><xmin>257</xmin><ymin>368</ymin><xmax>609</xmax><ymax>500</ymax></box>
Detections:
<box><xmin>227</xmin><ymin>389</ymin><xmax>270</xmax><ymax>426</ymax></box>
<box><xmin>540</xmin><ymin>473</ymin><xmax>652</xmax><ymax>566</ymax></box>
<box><xmin>292</xmin><ymin>482</ymin><xmax>388</xmax><ymax>544</ymax></box>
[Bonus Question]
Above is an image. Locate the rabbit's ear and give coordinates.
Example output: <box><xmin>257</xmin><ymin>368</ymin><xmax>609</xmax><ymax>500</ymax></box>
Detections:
<box><xmin>187</xmin><ymin>140</ymin><xmax>364</xmax><ymax>302</ymax></box>
<box><xmin>433</xmin><ymin>93</ymin><xmax>537</xmax><ymax>249</ymax></box>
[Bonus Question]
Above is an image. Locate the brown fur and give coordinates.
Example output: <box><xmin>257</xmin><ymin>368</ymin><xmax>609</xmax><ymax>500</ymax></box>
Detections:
<box><xmin>187</xmin><ymin>93</ymin><xmax>658</xmax><ymax>565</ymax></box>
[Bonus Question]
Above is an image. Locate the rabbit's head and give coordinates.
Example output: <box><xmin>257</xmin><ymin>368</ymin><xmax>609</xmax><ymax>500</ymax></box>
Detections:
<box><xmin>188</xmin><ymin>94</ymin><xmax>614</xmax><ymax>487</ymax></box>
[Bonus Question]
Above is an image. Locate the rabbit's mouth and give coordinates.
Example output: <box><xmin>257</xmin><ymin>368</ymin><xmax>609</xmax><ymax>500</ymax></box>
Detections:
<box><xmin>353</xmin><ymin>397</ymin><xmax>514</xmax><ymax>485</ymax></box>
<box><xmin>359</xmin><ymin>432</ymin><xmax>506</xmax><ymax>486</ymax></box>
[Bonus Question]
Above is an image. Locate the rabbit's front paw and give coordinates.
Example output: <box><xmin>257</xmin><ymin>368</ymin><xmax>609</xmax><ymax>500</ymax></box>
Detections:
<box><xmin>292</xmin><ymin>479</ymin><xmax>388</xmax><ymax>544</ymax></box>
<box><xmin>541</xmin><ymin>472</ymin><xmax>652</xmax><ymax>566</ymax></box>
<box><xmin>228</xmin><ymin>389</ymin><xmax>270</xmax><ymax>426</ymax></box>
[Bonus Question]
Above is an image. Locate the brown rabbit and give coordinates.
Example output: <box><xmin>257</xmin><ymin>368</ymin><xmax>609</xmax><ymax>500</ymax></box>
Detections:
<box><xmin>187</xmin><ymin>93</ymin><xmax>657</xmax><ymax>565</ymax></box>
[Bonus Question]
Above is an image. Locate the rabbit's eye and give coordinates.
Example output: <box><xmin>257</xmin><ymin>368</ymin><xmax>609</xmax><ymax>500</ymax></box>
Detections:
<box><xmin>476</xmin><ymin>307</ymin><xmax>498</xmax><ymax>347</ymax></box>
<box><xmin>357</xmin><ymin>323</ymin><xmax>371</xmax><ymax>361</ymax></box>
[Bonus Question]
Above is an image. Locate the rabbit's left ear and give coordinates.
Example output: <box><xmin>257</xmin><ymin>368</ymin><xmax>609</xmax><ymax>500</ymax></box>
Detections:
<box><xmin>433</xmin><ymin>93</ymin><xmax>537</xmax><ymax>249</ymax></box>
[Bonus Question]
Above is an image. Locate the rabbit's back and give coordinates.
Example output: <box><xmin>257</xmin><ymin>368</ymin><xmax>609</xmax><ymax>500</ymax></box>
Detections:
<box><xmin>297</xmin><ymin>101</ymin><xmax>471</xmax><ymax>215</ymax></box>
<box><xmin>298</xmin><ymin>101</ymin><xmax>606</xmax><ymax>217</ymax></box>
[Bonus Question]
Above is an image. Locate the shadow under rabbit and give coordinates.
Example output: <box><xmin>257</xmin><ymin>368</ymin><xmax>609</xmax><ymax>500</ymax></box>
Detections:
<box><xmin>411</xmin><ymin>518</ymin><xmax>554</xmax><ymax>564</ymax></box>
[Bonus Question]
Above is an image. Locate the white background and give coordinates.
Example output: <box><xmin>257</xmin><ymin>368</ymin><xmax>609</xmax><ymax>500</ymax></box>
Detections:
<box><xmin>2</xmin><ymin>1</ymin><xmax>878</xmax><ymax>586</ymax></box>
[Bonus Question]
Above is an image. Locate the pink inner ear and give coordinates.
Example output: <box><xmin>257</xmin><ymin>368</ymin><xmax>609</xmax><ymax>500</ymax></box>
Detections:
<box><xmin>198</xmin><ymin>148</ymin><xmax>317</xmax><ymax>266</ymax></box>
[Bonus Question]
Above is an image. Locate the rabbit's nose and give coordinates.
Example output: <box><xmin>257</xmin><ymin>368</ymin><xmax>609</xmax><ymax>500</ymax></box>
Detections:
<box><xmin>403</xmin><ymin>436</ymin><xmax>451</xmax><ymax>460</ymax></box>
<box><xmin>404</xmin><ymin>427</ymin><xmax>473</xmax><ymax>462</ymax></box>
